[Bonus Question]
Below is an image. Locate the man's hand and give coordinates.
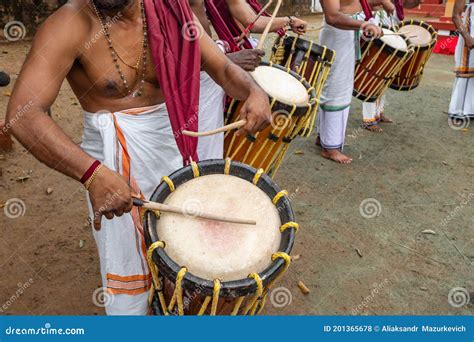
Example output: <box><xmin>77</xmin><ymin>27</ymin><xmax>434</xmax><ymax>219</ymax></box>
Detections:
<box><xmin>381</xmin><ymin>0</ymin><xmax>395</xmax><ymax>16</ymax></box>
<box><xmin>88</xmin><ymin>167</ymin><xmax>133</xmax><ymax>230</ymax></box>
<box><xmin>227</xmin><ymin>49</ymin><xmax>265</xmax><ymax>71</ymax></box>
<box><xmin>290</xmin><ymin>17</ymin><xmax>308</xmax><ymax>35</ymax></box>
<box><xmin>237</xmin><ymin>86</ymin><xmax>271</xmax><ymax>136</ymax></box>
<box><xmin>361</xmin><ymin>22</ymin><xmax>383</xmax><ymax>40</ymax></box>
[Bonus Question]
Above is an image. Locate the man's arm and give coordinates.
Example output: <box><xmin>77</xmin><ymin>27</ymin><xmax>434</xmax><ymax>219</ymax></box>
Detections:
<box><xmin>6</xmin><ymin>5</ymin><xmax>133</xmax><ymax>229</ymax></box>
<box><xmin>227</xmin><ymin>0</ymin><xmax>307</xmax><ymax>34</ymax></box>
<box><xmin>453</xmin><ymin>0</ymin><xmax>474</xmax><ymax>49</ymax></box>
<box><xmin>199</xmin><ymin>30</ymin><xmax>271</xmax><ymax>135</ymax></box>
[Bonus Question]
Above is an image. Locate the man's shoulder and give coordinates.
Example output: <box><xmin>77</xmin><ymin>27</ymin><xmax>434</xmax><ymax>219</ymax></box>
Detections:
<box><xmin>42</xmin><ymin>1</ymin><xmax>93</xmax><ymax>35</ymax></box>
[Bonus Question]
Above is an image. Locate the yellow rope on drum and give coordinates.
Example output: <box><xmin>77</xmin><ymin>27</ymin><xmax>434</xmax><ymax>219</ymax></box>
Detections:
<box><xmin>253</xmin><ymin>168</ymin><xmax>265</xmax><ymax>185</ymax></box>
<box><xmin>231</xmin><ymin>296</ymin><xmax>246</xmax><ymax>316</ymax></box>
<box><xmin>191</xmin><ymin>161</ymin><xmax>200</xmax><ymax>178</ymax></box>
<box><xmin>242</xmin><ymin>273</ymin><xmax>264</xmax><ymax>315</ymax></box>
<box><xmin>210</xmin><ymin>279</ymin><xmax>221</xmax><ymax>316</ymax></box>
<box><xmin>168</xmin><ymin>267</ymin><xmax>187</xmax><ymax>315</ymax></box>
<box><xmin>161</xmin><ymin>176</ymin><xmax>175</xmax><ymax>192</ymax></box>
<box><xmin>257</xmin><ymin>252</ymin><xmax>292</xmax><ymax>314</ymax></box>
<box><xmin>272</xmin><ymin>190</ymin><xmax>289</xmax><ymax>205</ymax></box>
<box><xmin>146</xmin><ymin>241</ymin><xmax>168</xmax><ymax>315</ymax></box>
<box><xmin>280</xmin><ymin>221</ymin><xmax>299</xmax><ymax>233</ymax></box>
<box><xmin>224</xmin><ymin>158</ymin><xmax>232</xmax><ymax>175</ymax></box>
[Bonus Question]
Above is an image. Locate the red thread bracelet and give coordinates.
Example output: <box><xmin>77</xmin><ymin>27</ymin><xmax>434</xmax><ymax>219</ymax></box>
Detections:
<box><xmin>80</xmin><ymin>160</ymin><xmax>101</xmax><ymax>184</ymax></box>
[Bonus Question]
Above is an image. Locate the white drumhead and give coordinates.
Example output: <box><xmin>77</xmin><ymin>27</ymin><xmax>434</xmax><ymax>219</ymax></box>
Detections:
<box><xmin>156</xmin><ymin>174</ymin><xmax>282</xmax><ymax>282</ymax></box>
<box><xmin>251</xmin><ymin>66</ymin><xmax>310</xmax><ymax>106</ymax></box>
<box><xmin>398</xmin><ymin>24</ymin><xmax>432</xmax><ymax>46</ymax></box>
<box><xmin>380</xmin><ymin>28</ymin><xmax>408</xmax><ymax>51</ymax></box>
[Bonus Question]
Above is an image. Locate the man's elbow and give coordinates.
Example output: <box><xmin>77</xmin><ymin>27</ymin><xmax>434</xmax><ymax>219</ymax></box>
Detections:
<box><xmin>325</xmin><ymin>15</ymin><xmax>338</xmax><ymax>27</ymax></box>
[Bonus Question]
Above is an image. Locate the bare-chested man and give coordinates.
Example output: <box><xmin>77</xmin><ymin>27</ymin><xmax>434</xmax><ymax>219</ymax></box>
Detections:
<box><xmin>316</xmin><ymin>0</ymin><xmax>383</xmax><ymax>164</ymax></box>
<box><xmin>6</xmin><ymin>0</ymin><xmax>271</xmax><ymax>315</ymax></box>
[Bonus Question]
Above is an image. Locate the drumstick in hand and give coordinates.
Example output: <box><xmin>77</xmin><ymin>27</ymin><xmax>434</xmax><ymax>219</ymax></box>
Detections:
<box><xmin>133</xmin><ymin>197</ymin><xmax>257</xmax><ymax>225</ymax></box>
<box><xmin>182</xmin><ymin>119</ymin><xmax>247</xmax><ymax>137</ymax></box>
<box><xmin>236</xmin><ymin>0</ymin><xmax>274</xmax><ymax>46</ymax></box>
<box><xmin>256</xmin><ymin>0</ymin><xmax>283</xmax><ymax>50</ymax></box>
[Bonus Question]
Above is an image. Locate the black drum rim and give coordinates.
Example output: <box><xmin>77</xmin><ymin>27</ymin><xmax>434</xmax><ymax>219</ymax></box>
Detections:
<box><xmin>143</xmin><ymin>159</ymin><xmax>296</xmax><ymax>298</ymax></box>
<box><xmin>369</xmin><ymin>25</ymin><xmax>413</xmax><ymax>59</ymax></box>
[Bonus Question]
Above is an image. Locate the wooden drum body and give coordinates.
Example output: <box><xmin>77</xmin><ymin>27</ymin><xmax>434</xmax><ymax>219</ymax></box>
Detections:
<box><xmin>225</xmin><ymin>62</ymin><xmax>317</xmax><ymax>176</ymax></box>
<box><xmin>270</xmin><ymin>35</ymin><xmax>335</xmax><ymax>136</ymax></box>
<box><xmin>354</xmin><ymin>28</ymin><xmax>414</xmax><ymax>102</ymax></box>
<box><xmin>143</xmin><ymin>159</ymin><xmax>297</xmax><ymax>315</ymax></box>
<box><xmin>390</xmin><ymin>20</ymin><xmax>437</xmax><ymax>91</ymax></box>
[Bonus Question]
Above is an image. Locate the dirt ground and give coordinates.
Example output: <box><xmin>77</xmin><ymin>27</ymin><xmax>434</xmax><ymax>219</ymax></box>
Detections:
<box><xmin>0</xmin><ymin>14</ymin><xmax>473</xmax><ymax>316</ymax></box>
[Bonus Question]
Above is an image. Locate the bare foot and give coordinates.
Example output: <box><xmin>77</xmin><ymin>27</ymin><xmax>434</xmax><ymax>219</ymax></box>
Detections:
<box><xmin>321</xmin><ymin>149</ymin><xmax>353</xmax><ymax>164</ymax></box>
<box><xmin>363</xmin><ymin>124</ymin><xmax>383</xmax><ymax>132</ymax></box>
<box><xmin>315</xmin><ymin>136</ymin><xmax>321</xmax><ymax>146</ymax></box>
<box><xmin>379</xmin><ymin>113</ymin><xmax>393</xmax><ymax>123</ymax></box>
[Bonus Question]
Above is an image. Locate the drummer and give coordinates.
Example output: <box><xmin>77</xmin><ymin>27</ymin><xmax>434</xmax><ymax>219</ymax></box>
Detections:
<box><xmin>6</xmin><ymin>0</ymin><xmax>271</xmax><ymax>315</ymax></box>
<box><xmin>448</xmin><ymin>0</ymin><xmax>474</xmax><ymax>119</ymax></box>
<box><xmin>357</xmin><ymin>0</ymin><xmax>404</xmax><ymax>132</ymax></box>
<box><xmin>316</xmin><ymin>0</ymin><xmax>384</xmax><ymax>164</ymax></box>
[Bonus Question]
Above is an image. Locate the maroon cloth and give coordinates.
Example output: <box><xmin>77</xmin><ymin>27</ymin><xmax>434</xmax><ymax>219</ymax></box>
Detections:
<box><xmin>359</xmin><ymin>0</ymin><xmax>374</xmax><ymax>20</ymax></box>
<box><xmin>204</xmin><ymin>0</ymin><xmax>285</xmax><ymax>51</ymax></box>
<box><xmin>394</xmin><ymin>0</ymin><xmax>405</xmax><ymax>21</ymax></box>
<box><xmin>144</xmin><ymin>0</ymin><xmax>200</xmax><ymax>164</ymax></box>
<box><xmin>205</xmin><ymin>0</ymin><xmax>253</xmax><ymax>51</ymax></box>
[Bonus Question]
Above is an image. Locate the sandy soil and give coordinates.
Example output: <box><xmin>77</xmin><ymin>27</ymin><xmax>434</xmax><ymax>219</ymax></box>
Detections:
<box><xmin>0</xmin><ymin>15</ymin><xmax>472</xmax><ymax>315</ymax></box>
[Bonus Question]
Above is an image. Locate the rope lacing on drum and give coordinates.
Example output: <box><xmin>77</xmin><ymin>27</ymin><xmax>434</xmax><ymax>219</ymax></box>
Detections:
<box><xmin>253</xmin><ymin>169</ymin><xmax>264</xmax><ymax>185</ymax></box>
<box><xmin>146</xmin><ymin>241</ymin><xmax>168</xmax><ymax>315</ymax></box>
<box><xmin>272</xmin><ymin>190</ymin><xmax>288</xmax><ymax>205</ymax></box>
<box><xmin>280</xmin><ymin>221</ymin><xmax>299</xmax><ymax>233</ymax></box>
<box><xmin>161</xmin><ymin>176</ymin><xmax>175</xmax><ymax>192</ymax></box>
<box><xmin>224</xmin><ymin>158</ymin><xmax>232</xmax><ymax>175</ymax></box>
<box><xmin>191</xmin><ymin>161</ymin><xmax>200</xmax><ymax>178</ymax></box>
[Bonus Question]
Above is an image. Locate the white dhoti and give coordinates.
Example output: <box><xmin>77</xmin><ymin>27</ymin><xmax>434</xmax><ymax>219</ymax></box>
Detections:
<box><xmin>316</xmin><ymin>22</ymin><xmax>356</xmax><ymax>150</ymax></box>
<box><xmin>449</xmin><ymin>4</ymin><xmax>474</xmax><ymax>118</ymax></box>
<box><xmin>197</xmin><ymin>71</ymin><xmax>225</xmax><ymax>160</ymax></box>
<box><xmin>81</xmin><ymin>104</ymin><xmax>182</xmax><ymax>315</ymax></box>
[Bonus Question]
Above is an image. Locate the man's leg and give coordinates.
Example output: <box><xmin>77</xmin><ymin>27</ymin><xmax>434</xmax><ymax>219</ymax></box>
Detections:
<box><xmin>378</xmin><ymin>95</ymin><xmax>393</xmax><ymax>123</ymax></box>
<box><xmin>319</xmin><ymin>107</ymin><xmax>352</xmax><ymax>164</ymax></box>
<box><xmin>362</xmin><ymin>101</ymin><xmax>383</xmax><ymax>132</ymax></box>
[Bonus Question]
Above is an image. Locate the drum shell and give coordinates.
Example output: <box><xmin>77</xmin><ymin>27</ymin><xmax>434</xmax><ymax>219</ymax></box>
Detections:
<box><xmin>354</xmin><ymin>35</ymin><xmax>413</xmax><ymax>102</ymax></box>
<box><xmin>390</xmin><ymin>20</ymin><xmax>437</xmax><ymax>91</ymax></box>
<box><xmin>271</xmin><ymin>35</ymin><xmax>335</xmax><ymax>87</ymax></box>
<box><xmin>143</xmin><ymin>160</ymin><xmax>296</xmax><ymax>315</ymax></box>
<box><xmin>224</xmin><ymin>62</ymin><xmax>317</xmax><ymax>175</ymax></box>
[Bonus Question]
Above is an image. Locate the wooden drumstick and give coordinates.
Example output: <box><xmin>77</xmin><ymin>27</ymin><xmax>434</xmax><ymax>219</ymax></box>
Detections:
<box><xmin>133</xmin><ymin>197</ymin><xmax>257</xmax><ymax>225</ymax></box>
<box><xmin>236</xmin><ymin>0</ymin><xmax>274</xmax><ymax>45</ymax></box>
<box><xmin>182</xmin><ymin>119</ymin><xmax>247</xmax><ymax>137</ymax></box>
<box><xmin>256</xmin><ymin>0</ymin><xmax>283</xmax><ymax>50</ymax></box>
